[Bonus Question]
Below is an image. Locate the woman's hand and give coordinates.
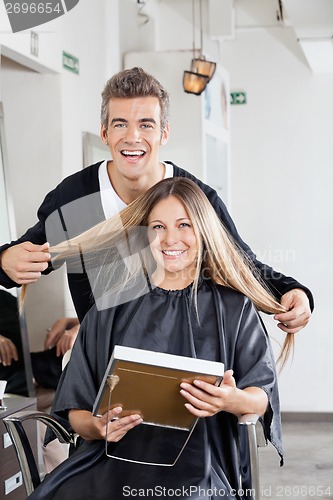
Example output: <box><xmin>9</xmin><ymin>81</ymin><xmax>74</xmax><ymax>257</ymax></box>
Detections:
<box><xmin>44</xmin><ymin>317</ymin><xmax>80</xmax><ymax>356</ymax></box>
<box><xmin>54</xmin><ymin>325</ymin><xmax>79</xmax><ymax>357</ymax></box>
<box><xmin>180</xmin><ymin>369</ymin><xmax>268</xmax><ymax>418</ymax></box>
<box><xmin>0</xmin><ymin>335</ymin><xmax>18</xmax><ymax>366</ymax></box>
<box><xmin>69</xmin><ymin>406</ymin><xmax>143</xmax><ymax>442</ymax></box>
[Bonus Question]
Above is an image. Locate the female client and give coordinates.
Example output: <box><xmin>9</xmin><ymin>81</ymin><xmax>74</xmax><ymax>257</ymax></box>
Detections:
<box><xmin>28</xmin><ymin>177</ymin><xmax>291</xmax><ymax>500</ymax></box>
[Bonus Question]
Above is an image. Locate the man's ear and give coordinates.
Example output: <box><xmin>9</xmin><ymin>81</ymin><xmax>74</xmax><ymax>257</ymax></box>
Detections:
<box><xmin>160</xmin><ymin>122</ymin><xmax>170</xmax><ymax>146</ymax></box>
<box><xmin>100</xmin><ymin>123</ymin><xmax>108</xmax><ymax>145</ymax></box>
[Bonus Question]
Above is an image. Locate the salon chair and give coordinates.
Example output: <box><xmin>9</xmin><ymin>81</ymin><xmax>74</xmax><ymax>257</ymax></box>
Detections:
<box><xmin>3</xmin><ymin>410</ymin><xmax>266</xmax><ymax>499</ymax></box>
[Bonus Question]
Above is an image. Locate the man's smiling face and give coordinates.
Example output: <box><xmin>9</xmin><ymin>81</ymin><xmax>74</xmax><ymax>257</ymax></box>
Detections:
<box><xmin>101</xmin><ymin>96</ymin><xmax>169</xmax><ymax>182</ymax></box>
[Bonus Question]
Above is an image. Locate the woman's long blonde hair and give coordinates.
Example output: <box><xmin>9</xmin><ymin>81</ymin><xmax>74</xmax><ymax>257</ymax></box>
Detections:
<box><xmin>26</xmin><ymin>177</ymin><xmax>293</xmax><ymax>365</ymax></box>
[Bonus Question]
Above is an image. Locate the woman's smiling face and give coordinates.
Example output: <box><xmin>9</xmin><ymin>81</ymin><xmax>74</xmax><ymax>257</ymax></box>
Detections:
<box><xmin>147</xmin><ymin>195</ymin><xmax>198</xmax><ymax>288</ymax></box>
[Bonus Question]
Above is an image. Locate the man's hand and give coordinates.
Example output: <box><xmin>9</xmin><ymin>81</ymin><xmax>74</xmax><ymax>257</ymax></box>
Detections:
<box><xmin>0</xmin><ymin>335</ymin><xmax>18</xmax><ymax>366</ymax></box>
<box><xmin>0</xmin><ymin>242</ymin><xmax>51</xmax><ymax>284</ymax></box>
<box><xmin>274</xmin><ymin>289</ymin><xmax>311</xmax><ymax>334</ymax></box>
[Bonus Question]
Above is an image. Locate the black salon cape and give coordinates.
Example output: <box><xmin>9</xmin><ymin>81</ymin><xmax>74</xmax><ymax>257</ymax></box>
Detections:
<box><xmin>29</xmin><ymin>281</ymin><xmax>282</xmax><ymax>500</ymax></box>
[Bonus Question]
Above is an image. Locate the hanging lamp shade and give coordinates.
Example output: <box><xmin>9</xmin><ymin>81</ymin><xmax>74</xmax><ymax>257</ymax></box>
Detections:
<box><xmin>183</xmin><ymin>70</ymin><xmax>209</xmax><ymax>96</ymax></box>
<box><xmin>191</xmin><ymin>57</ymin><xmax>216</xmax><ymax>82</ymax></box>
<box><xmin>183</xmin><ymin>0</ymin><xmax>216</xmax><ymax>96</ymax></box>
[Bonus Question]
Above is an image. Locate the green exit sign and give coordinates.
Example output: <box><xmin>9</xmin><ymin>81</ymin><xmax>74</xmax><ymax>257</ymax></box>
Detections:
<box><xmin>230</xmin><ymin>92</ymin><xmax>247</xmax><ymax>105</ymax></box>
<box><xmin>63</xmin><ymin>51</ymin><xmax>79</xmax><ymax>74</ymax></box>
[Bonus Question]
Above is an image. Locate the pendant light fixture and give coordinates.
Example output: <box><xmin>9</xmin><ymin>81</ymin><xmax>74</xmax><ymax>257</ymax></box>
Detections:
<box><xmin>183</xmin><ymin>0</ymin><xmax>216</xmax><ymax>96</ymax></box>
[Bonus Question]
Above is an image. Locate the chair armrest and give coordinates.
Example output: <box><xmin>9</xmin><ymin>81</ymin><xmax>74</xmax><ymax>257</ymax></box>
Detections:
<box><xmin>3</xmin><ymin>410</ymin><xmax>74</xmax><ymax>496</ymax></box>
<box><xmin>238</xmin><ymin>413</ymin><xmax>267</xmax><ymax>447</ymax></box>
<box><xmin>238</xmin><ymin>413</ymin><xmax>267</xmax><ymax>500</ymax></box>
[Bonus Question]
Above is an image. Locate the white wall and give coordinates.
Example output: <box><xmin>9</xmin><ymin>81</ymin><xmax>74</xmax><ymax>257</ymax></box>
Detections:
<box><xmin>220</xmin><ymin>27</ymin><xmax>333</xmax><ymax>412</ymax></box>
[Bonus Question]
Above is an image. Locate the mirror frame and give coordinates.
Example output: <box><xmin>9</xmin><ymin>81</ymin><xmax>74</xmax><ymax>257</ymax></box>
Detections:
<box><xmin>0</xmin><ymin>101</ymin><xmax>35</xmax><ymax>397</ymax></box>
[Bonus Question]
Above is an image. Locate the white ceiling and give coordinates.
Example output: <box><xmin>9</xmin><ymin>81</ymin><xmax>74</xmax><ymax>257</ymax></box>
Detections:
<box><xmin>233</xmin><ymin>0</ymin><xmax>333</xmax><ymax>73</ymax></box>
<box><xmin>161</xmin><ymin>0</ymin><xmax>333</xmax><ymax>74</ymax></box>
<box><xmin>282</xmin><ymin>0</ymin><xmax>333</xmax><ymax>73</ymax></box>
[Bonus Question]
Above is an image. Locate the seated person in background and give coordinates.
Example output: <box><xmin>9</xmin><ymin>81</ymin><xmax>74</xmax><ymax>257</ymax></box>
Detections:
<box><xmin>28</xmin><ymin>177</ymin><xmax>293</xmax><ymax>500</ymax></box>
<box><xmin>30</xmin><ymin>317</ymin><xmax>78</xmax><ymax>391</ymax></box>
<box><xmin>0</xmin><ymin>289</ymin><xmax>26</xmax><ymax>395</ymax></box>
<box><xmin>0</xmin><ymin>291</ymin><xmax>71</xmax><ymax>472</ymax></box>
<box><xmin>0</xmin><ymin>296</ymin><xmax>75</xmax><ymax>392</ymax></box>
